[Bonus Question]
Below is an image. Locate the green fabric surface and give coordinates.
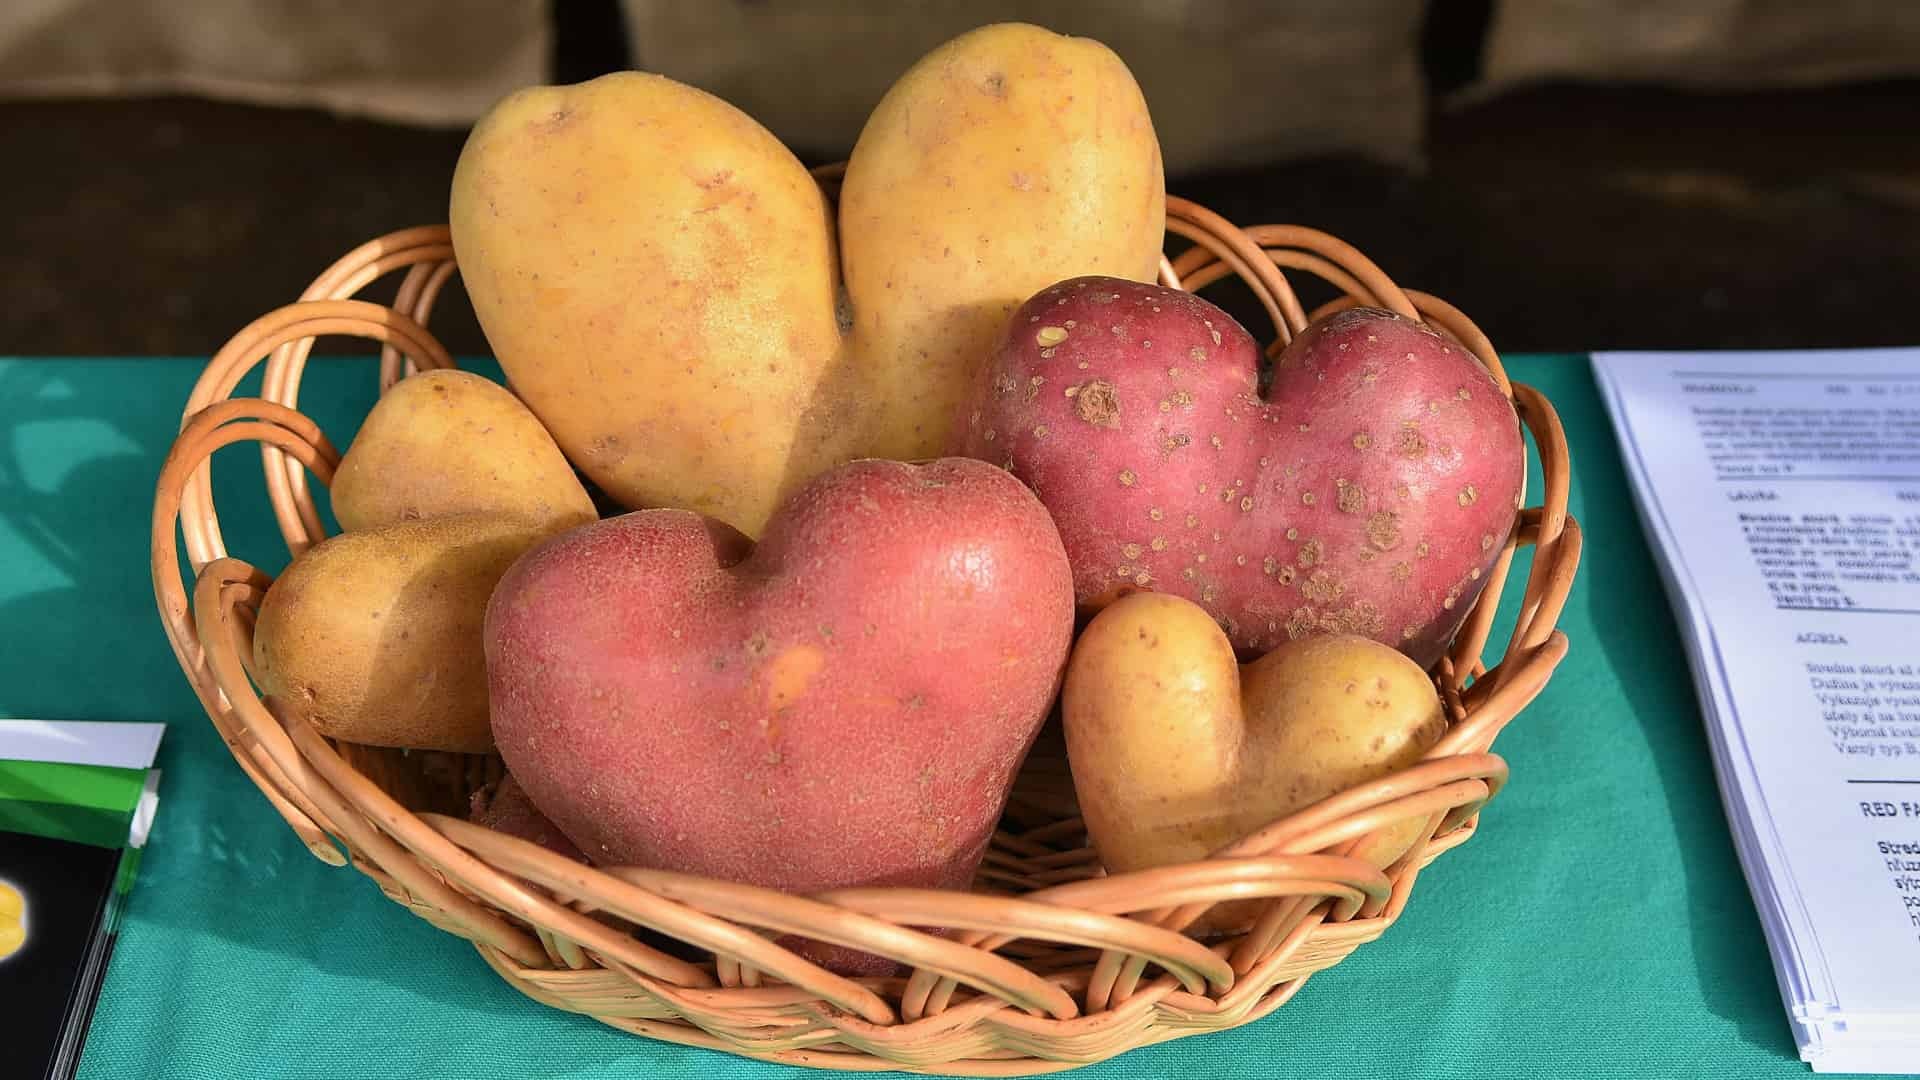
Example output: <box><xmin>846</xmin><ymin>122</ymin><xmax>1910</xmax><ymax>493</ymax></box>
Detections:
<box><xmin>0</xmin><ymin>354</ymin><xmax>1836</xmax><ymax>1077</ymax></box>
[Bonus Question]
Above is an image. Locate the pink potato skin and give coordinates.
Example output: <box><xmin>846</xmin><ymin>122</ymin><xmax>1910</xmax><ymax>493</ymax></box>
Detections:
<box><xmin>470</xmin><ymin>774</ymin><xmax>586</xmax><ymax>863</ymax></box>
<box><xmin>953</xmin><ymin>276</ymin><xmax>1524</xmax><ymax>666</ymax></box>
<box><xmin>484</xmin><ymin>457</ymin><xmax>1076</xmax><ymax>974</ymax></box>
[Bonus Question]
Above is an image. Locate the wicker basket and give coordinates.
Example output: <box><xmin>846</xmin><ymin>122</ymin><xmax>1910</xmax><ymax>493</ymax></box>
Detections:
<box><xmin>150</xmin><ymin>190</ymin><xmax>1581</xmax><ymax>1074</ymax></box>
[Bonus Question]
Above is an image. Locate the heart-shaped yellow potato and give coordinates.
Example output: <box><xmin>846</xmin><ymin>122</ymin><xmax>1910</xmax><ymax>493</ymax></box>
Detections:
<box><xmin>450</xmin><ymin>23</ymin><xmax>1164</xmax><ymax>537</ymax></box>
<box><xmin>1062</xmin><ymin>592</ymin><xmax>1447</xmax><ymax>899</ymax></box>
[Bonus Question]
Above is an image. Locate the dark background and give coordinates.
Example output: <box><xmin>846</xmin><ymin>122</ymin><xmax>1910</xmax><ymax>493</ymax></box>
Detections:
<box><xmin>2</xmin><ymin>0</ymin><xmax>1917</xmax><ymax>360</ymax></box>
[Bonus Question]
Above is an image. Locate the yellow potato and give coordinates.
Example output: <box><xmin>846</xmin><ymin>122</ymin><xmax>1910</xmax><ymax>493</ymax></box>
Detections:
<box><xmin>449</xmin><ymin>23</ymin><xmax>1165</xmax><ymax>537</ymax></box>
<box><xmin>331</xmin><ymin>369</ymin><xmax>595</xmax><ymax>532</ymax></box>
<box><xmin>252</xmin><ymin>513</ymin><xmax>558</xmax><ymax>752</ymax></box>
<box><xmin>838</xmin><ymin>22</ymin><xmax>1166</xmax><ymax>460</ymax></box>
<box><xmin>450</xmin><ymin>72</ymin><xmax>846</xmax><ymax>537</ymax></box>
<box><xmin>1063</xmin><ymin>592</ymin><xmax>1446</xmax><ymax>929</ymax></box>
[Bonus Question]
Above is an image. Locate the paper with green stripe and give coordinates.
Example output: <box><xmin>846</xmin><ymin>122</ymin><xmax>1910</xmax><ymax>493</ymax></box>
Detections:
<box><xmin>0</xmin><ymin>721</ymin><xmax>164</xmax><ymax>855</ymax></box>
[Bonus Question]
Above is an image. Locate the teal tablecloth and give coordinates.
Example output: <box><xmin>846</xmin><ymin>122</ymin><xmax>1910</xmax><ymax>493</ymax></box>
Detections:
<box><xmin>0</xmin><ymin>354</ymin><xmax>1822</xmax><ymax>1077</ymax></box>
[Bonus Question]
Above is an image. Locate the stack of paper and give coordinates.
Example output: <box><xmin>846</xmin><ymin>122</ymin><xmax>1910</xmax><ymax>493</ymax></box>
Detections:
<box><xmin>0</xmin><ymin>719</ymin><xmax>165</xmax><ymax>1080</ymax></box>
<box><xmin>1594</xmin><ymin>350</ymin><xmax>1920</xmax><ymax>1074</ymax></box>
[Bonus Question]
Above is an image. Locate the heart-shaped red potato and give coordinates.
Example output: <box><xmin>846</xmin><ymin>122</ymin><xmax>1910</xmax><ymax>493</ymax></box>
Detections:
<box><xmin>483</xmin><ymin>457</ymin><xmax>1076</xmax><ymax>972</ymax></box>
<box><xmin>953</xmin><ymin>277</ymin><xmax>1524</xmax><ymax>666</ymax></box>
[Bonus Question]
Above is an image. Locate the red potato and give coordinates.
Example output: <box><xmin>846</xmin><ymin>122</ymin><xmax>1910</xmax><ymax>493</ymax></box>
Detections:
<box><xmin>483</xmin><ymin>457</ymin><xmax>1076</xmax><ymax>974</ymax></box>
<box><xmin>470</xmin><ymin>774</ymin><xmax>585</xmax><ymax>863</ymax></box>
<box><xmin>953</xmin><ymin>277</ymin><xmax>1524</xmax><ymax>666</ymax></box>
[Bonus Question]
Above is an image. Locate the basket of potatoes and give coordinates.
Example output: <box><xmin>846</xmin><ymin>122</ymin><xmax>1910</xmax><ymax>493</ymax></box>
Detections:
<box><xmin>150</xmin><ymin>22</ymin><xmax>1580</xmax><ymax>1073</ymax></box>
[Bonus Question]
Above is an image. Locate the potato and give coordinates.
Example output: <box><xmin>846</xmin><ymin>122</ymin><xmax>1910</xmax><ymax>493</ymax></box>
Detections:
<box><xmin>1063</xmin><ymin>592</ymin><xmax>1446</xmax><ymax>930</ymax></box>
<box><xmin>451</xmin><ymin>72</ymin><xmax>846</xmax><ymax>538</ymax></box>
<box><xmin>838</xmin><ymin>22</ymin><xmax>1165</xmax><ymax>461</ymax></box>
<box><xmin>470</xmin><ymin>773</ymin><xmax>584</xmax><ymax>862</ymax></box>
<box><xmin>449</xmin><ymin>23</ymin><xmax>1164</xmax><ymax>538</ymax></box>
<box><xmin>331</xmin><ymin>369</ymin><xmax>595</xmax><ymax>532</ymax></box>
<box><xmin>956</xmin><ymin>281</ymin><xmax>1524</xmax><ymax>667</ymax></box>
<box><xmin>484</xmin><ymin>457</ymin><xmax>1076</xmax><ymax>974</ymax></box>
<box><xmin>253</xmin><ymin>513</ymin><xmax>560</xmax><ymax>752</ymax></box>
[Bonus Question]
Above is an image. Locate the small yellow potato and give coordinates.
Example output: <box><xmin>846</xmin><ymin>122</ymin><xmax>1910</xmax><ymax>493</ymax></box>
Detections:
<box><xmin>253</xmin><ymin>513</ymin><xmax>560</xmax><ymax>752</ymax></box>
<box><xmin>331</xmin><ymin>369</ymin><xmax>595</xmax><ymax>532</ymax></box>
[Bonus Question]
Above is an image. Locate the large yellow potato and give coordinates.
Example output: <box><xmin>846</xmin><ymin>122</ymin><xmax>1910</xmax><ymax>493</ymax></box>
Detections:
<box><xmin>449</xmin><ymin>23</ymin><xmax>1164</xmax><ymax>537</ymax></box>
<box><xmin>252</xmin><ymin>513</ymin><xmax>559</xmax><ymax>752</ymax></box>
<box><xmin>331</xmin><ymin>369</ymin><xmax>596</xmax><ymax>532</ymax></box>
<box><xmin>1062</xmin><ymin>592</ymin><xmax>1446</xmax><ymax>931</ymax></box>
<box><xmin>451</xmin><ymin>73</ymin><xmax>845</xmax><ymax>536</ymax></box>
<box><xmin>838</xmin><ymin>23</ymin><xmax>1166</xmax><ymax>461</ymax></box>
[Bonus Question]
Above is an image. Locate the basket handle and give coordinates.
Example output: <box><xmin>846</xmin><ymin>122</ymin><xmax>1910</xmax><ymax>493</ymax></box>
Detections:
<box><xmin>152</xmin><ymin>283</ymin><xmax>459</xmax><ymax>865</ymax></box>
<box><xmin>150</xmin><ymin>399</ymin><xmax>345</xmax><ymax>863</ymax></box>
<box><xmin>185</xmin><ymin>564</ymin><xmax>556</xmax><ymax>969</ymax></box>
<box><xmin>258</xmin><ymin>227</ymin><xmax>459</xmax><ymax>537</ymax></box>
<box><xmin>177</xmin><ymin>298</ymin><xmax>452</xmax><ymax>566</ymax></box>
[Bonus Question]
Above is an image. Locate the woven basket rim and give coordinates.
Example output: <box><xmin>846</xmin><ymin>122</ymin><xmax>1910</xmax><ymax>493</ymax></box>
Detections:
<box><xmin>148</xmin><ymin>188</ymin><xmax>1581</xmax><ymax>1074</ymax></box>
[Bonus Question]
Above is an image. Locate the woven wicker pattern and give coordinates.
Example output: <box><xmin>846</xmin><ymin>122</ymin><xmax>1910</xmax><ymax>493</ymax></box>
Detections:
<box><xmin>150</xmin><ymin>191</ymin><xmax>1581</xmax><ymax>1074</ymax></box>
